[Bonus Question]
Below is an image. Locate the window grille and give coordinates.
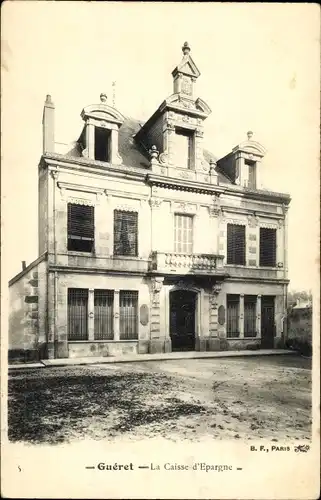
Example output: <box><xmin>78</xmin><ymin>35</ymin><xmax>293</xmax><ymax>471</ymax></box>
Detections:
<box><xmin>119</xmin><ymin>291</ymin><xmax>138</xmax><ymax>340</ymax></box>
<box><xmin>174</xmin><ymin>214</ymin><xmax>193</xmax><ymax>253</ymax></box>
<box><xmin>68</xmin><ymin>288</ymin><xmax>88</xmax><ymax>340</ymax></box>
<box><xmin>67</xmin><ymin>203</ymin><xmax>94</xmax><ymax>252</ymax></box>
<box><xmin>94</xmin><ymin>290</ymin><xmax>114</xmax><ymax>340</ymax></box>
<box><xmin>244</xmin><ymin>295</ymin><xmax>257</xmax><ymax>337</ymax></box>
<box><xmin>227</xmin><ymin>224</ymin><xmax>246</xmax><ymax>265</ymax></box>
<box><xmin>259</xmin><ymin>228</ymin><xmax>276</xmax><ymax>267</ymax></box>
<box><xmin>226</xmin><ymin>294</ymin><xmax>240</xmax><ymax>338</ymax></box>
<box><xmin>113</xmin><ymin>210</ymin><xmax>138</xmax><ymax>256</ymax></box>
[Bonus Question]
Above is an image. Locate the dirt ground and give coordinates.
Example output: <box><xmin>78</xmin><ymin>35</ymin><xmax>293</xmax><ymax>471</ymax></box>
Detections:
<box><xmin>8</xmin><ymin>355</ymin><xmax>311</xmax><ymax>444</ymax></box>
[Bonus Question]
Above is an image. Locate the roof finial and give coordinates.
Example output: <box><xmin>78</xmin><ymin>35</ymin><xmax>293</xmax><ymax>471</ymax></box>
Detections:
<box><xmin>247</xmin><ymin>130</ymin><xmax>253</xmax><ymax>140</ymax></box>
<box><xmin>100</xmin><ymin>93</ymin><xmax>107</xmax><ymax>103</ymax></box>
<box><xmin>182</xmin><ymin>41</ymin><xmax>191</xmax><ymax>56</ymax></box>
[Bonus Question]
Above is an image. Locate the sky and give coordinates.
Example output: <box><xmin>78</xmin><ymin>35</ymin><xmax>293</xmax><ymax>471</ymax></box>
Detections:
<box><xmin>2</xmin><ymin>2</ymin><xmax>320</xmax><ymax>292</ymax></box>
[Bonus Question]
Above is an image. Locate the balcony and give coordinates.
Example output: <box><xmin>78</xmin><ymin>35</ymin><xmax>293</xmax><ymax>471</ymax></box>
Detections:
<box><xmin>150</xmin><ymin>252</ymin><xmax>225</xmax><ymax>276</ymax></box>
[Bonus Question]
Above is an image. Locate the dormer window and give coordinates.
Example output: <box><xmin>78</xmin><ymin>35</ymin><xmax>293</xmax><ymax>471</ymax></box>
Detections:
<box><xmin>94</xmin><ymin>127</ymin><xmax>111</xmax><ymax>162</ymax></box>
<box><xmin>80</xmin><ymin>94</ymin><xmax>125</xmax><ymax>165</ymax></box>
<box><xmin>173</xmin><ymin>127</ymin><xmax>194</xmax><ymax>169</ymax></box>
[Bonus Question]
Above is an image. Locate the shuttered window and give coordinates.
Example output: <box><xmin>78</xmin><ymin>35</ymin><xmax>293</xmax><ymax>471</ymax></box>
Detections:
<box><xmin>114</xmin><ymin>210</ymin><xmax>138</xmax><ymax>256</ymax></box>
<box><xmin>68</xmin><ymin>289</ymin><xmax>88</xmax><ymax>340</ymax></box>
<box><xmin>94</xmin><ymin>290</ymin><xmax>114</xmax><ymax>340</ymax></box>
<box><xmin>244</xmin><ymin>295</ymin><xmax>257</xmax><ymax>337</ymax></box>
<box><xmin>174</xmin><ymin>214</ymin><xmax>193</xmax><ymax>253</ymax></box>
<box><xmin>227</xmin><ymin>224</ymin><xmax>246</xmax><ymax>265</ymax></box>
<box><xmin>226</xmin><ymin>294</ymin><xmax>240</xmax><ymax>338</ymax></box>
<box><xmin>260</xmin><ymin>228</ymin><xmax>276</xmax><ymax>267</ymax></box>
<box><xmin>67</xmin><ymin>203</ymin><xmax>94</xmax><ymax>253</ymax></box>
<box><xmin>119</xmin><ymin>291</ymin><xmax>138</xmax><ymax>340</ymax></box>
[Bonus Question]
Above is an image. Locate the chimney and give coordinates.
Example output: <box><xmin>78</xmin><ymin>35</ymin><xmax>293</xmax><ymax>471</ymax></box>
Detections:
<box><xmin>22</xmin><ymin>261</ymin><xmax>26</xmax><ymax>271</ymax></box>
<box><xmin>42</xmin><ymin>94</ymin><xmax>55</xmax><ymax>153</ymax></box>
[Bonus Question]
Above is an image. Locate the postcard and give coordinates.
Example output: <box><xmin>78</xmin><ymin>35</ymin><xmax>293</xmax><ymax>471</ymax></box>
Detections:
<box><xmin>1</xmin><ymin>2</ymin><xmax>320</xmax><ymax>499</ymax></box>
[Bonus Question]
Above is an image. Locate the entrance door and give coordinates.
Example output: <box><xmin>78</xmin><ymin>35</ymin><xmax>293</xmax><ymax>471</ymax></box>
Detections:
<box><xmin>170</xmin><ymin>290</ymin><xmax>196</xmax><ymax>351</ymax></box>
<box><xmin>261</xmin><ymin>296</ymin><xmax>275</xmax><ymax>348</ymax></box>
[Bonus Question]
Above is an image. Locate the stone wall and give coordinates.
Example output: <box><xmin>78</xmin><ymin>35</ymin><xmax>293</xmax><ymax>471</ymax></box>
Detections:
<box><xmin>8</xmin><ymin>255</ymin><xmax>47</xmax><ymax>360</ymax></box>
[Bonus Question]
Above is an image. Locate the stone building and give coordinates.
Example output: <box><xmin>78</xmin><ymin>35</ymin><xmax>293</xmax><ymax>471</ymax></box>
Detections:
<box><xmin>9</xmin><ymin>42</ymin><xmax>290</xmax><ymax>360</ymax></box>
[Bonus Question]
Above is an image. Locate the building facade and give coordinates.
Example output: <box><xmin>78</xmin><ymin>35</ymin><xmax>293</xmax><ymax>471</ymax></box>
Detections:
<box><xmin>9</xmin><ymin>43</ymin><xmax>290</xmax><ymax>360</ymax></box>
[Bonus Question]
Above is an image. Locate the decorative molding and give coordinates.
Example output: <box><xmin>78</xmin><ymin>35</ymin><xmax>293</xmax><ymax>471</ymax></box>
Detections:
<box><xmin>171</xmin><ymin>201</ymin><xmax>197</xmax><ymax>214</ymax></box>
<box><xmin>278</xmin><ymin>219</ymin><xmax>284</xmax><ymax>229</ymax></box>
<box><xmin>58</xmin><ymin>181</ymin><xmax>105</xmax><ymax>196</ymax></box>
<box><xmin>259</xmin><ymin>222</ymin><xmax>279</xmax><ymax>229</ymax></box>
<box><xmin>247</xmin><ymin>213</ymin><xmax>259</xmax><ymax>228</ymax></box>
<box><xmin>114</xmin><ymin>204</ymin><xmax>139</xmax><ymax>213</ymax></box>
<box><xmin>149</xmin><ymin>198</ymin><xmax>163</xmax><ymax>209</ymax></box>
<box><xmin>210</xmin><ymin>283</ymin><xmax>222</xmax><ymax>307</ymax></box>
<box><xmin>67</xmin><ymin>197</ymin><xmax>95</xmax><ymax>206</ymax></box>
<box><xmin>225</xmin><ymin>218</ymin><xmax>246</xmax><ymax>226</ymax></box>
<box><xmin>151</xmin><ymin>277</ymin><xmax>164</xmax><ymax>305</ymax></box>
<box><xmin>159</xmin><ymin>151</ymin><xmax>169</xmax><ymax>164</ymax></box>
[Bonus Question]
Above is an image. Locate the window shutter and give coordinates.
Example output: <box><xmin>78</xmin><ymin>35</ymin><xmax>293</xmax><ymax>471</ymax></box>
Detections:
<box><xmin>260</xmin><ymin>228</ymin><xmax>276</xmax><ymax>267</ymax></box>
<box><xmin>227</xmin><ymin>224</ymin><xmax>246</xmax><ymax>265</ymax></box>
<box><xmin>113</xmin><ymin>210</ymin><xmax>138</xmax><ymax>256</ymax></box>
<box><xmin>68</xmin><ymin>204</ymin><xmax>94</xmax><ymax>240</ymax></box>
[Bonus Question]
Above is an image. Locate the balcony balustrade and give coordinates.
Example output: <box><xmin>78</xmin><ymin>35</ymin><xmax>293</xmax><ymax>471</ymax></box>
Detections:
<box><xmin>150</xmin><ymin>251</ymin><xmax>225</xmax><ymax>275</ymax></box>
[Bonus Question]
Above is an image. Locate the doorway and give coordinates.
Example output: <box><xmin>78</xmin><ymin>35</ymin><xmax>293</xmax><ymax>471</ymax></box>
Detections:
<box><xmin>169</xmin><ymin>290</ymin><xmax>196</xmax><ymax>351</ymax></box>
<box><xmin>261</xmin><ymin>296</ymin><xmax>275</xmax><ymax>348</ymax></box>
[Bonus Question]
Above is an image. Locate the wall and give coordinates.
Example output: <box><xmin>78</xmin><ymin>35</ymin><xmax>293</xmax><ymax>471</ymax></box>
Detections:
<box><xmin>38</xmin><ymin>168</ymin><xmax>48</xmax><ymax>255</ymax></box>
<box><xmin>49</xmin><ymin>272</ymin><xmax>151</xmax><ymax>358</ymax></box>
<box><xmin>287</xmin><ymin>307</ymin><xmax>312</xmax><ymax>343</ymax></box>
<box><xmin>8</xmin><ymin>255</ymin><xmax>47</xmax><ymax>358</ymax></box>
<box><xmin>217</xmin><ymin>280</ymin><xmax>285</xmax><ymax>348</ymax></box>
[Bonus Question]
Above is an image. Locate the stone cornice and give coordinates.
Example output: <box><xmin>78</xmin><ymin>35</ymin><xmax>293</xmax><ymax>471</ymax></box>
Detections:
<box><xmin>40</xmin><ymin>154</ymin><xmax>290</xmax><ymax>205</ymax></box>
<box><xmin>40</xmin><ymin>153</ymin><xmax>147</xmax><ymax>182</ymax></box>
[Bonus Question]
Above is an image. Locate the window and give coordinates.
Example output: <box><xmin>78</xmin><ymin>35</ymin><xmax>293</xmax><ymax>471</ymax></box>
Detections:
<box><xmin>244</xmin><ymin>160</ymin><xmax>256</xmax><ymax>189</ymax></box>
<box><xmin>227</xmin><ymin>224</ymin><xmax>246</xmax><ymax>265</ymax></box>
<box><xmin>172</xmin><ymin>127</ymin><xmax>194</xmax><ymax>169</ymax></box>
<box><xmin>94</xmin><ymin>127</ymin><xmax>111</xmax><ymax>162</ymax></box>
<box><xmin>174</xmin><ymin>214</ymin><xmax>193</xmax><ymax>253</ymax></box>
<box><xmin>244</xmin><ymin>295</ymin><xmax>257</xmax><ymax>337</ymax></box>
<box><xmin>94</xmin><ymin>290</ymin><xmax>114</xmax><ymax>340</ymax></box>
<box><xmin>67</xmin><ymin>203</ymin><xmax>94</xmax><ymax>252</ymax></box>
<box><xmin>120</xmin><ymin>291</ymin><xmax>138</xmax><ymax>340</ymax></box>
<box><xmin>226</xmin><ymin>294</ymin><xmax>239</xmax><ymax>338</ymax></box>
<box><xmin>260</xmin><ymin>228</ymin><xmax>276</xmax><ymax>267</ymax></box>
<box><xmin>113</xmin><ymin>210</ymin><xmax>138</xmax><ymax>256</ymax></box>
<box><xmin>68</xmin><ymin>289</ymin><xmax>88</xmax><ymax>340</ymax></box>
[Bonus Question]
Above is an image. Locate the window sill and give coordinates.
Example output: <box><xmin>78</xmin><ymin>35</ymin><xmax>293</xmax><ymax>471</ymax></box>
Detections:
<box><xmin>68</xmin><ymin>251</ymin><xmax>95</xmax><ymax>257</ymax></box>
<box><xmin>68</xmin><ymin>339</ymin><xmax>138</xmax><ymax>343</ymax></box>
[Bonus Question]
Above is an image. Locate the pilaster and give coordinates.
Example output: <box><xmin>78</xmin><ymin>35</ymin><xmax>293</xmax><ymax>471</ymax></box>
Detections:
<box><xmin>239</xmin><ymin>293</ymin><xmax>244</xmax><ymax>338</ymax></box>
<box><xmin>88</xmin><ymin>288</ymin><xmax>95</xmax><ymax>341</ymax></box>
<box><xmin>114</xmin><ymin>290</ymin><xmax>120</xmax><ymax>340</ymax></box>
<box><xmin>256</xmin><ymin>294</ymin><xmax>261</xmax><ymax>338</ymax></box>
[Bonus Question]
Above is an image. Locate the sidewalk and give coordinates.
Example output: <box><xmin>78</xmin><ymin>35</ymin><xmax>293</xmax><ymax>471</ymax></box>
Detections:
<box><xmin>8</xmin><ymin>349</ymin><xmax>294</xmax><ymax>370</ymax></box>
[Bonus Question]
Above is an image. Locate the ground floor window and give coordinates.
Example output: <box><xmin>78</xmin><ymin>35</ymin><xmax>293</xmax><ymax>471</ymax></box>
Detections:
<box><xmin>67</xmin><ymin>288</ymin><xmax>139</xmax><ymax>341</ymax></box>
<box><xmin>226</xmin><ymin>294</ymin><xmax>240</xmax><ymax>338</ymax></box>
<box><xmin>244</xmin><ymin>295</ymin><xmax>257</xmax><ymax>337</ymax></box>
<box><xmin>68</xmin><ymin>288</ymin><xmax>88</xmax><ymax>340</ymax></box>
<box><xmin>94</xmin><ymin>290</ymin><xmax>114</xmax><ymax>340</ymax></box>
<box><xmin>120</xmin><ymin>290</ymin><xmax>138</xmax><ymax>340</ymax></box>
